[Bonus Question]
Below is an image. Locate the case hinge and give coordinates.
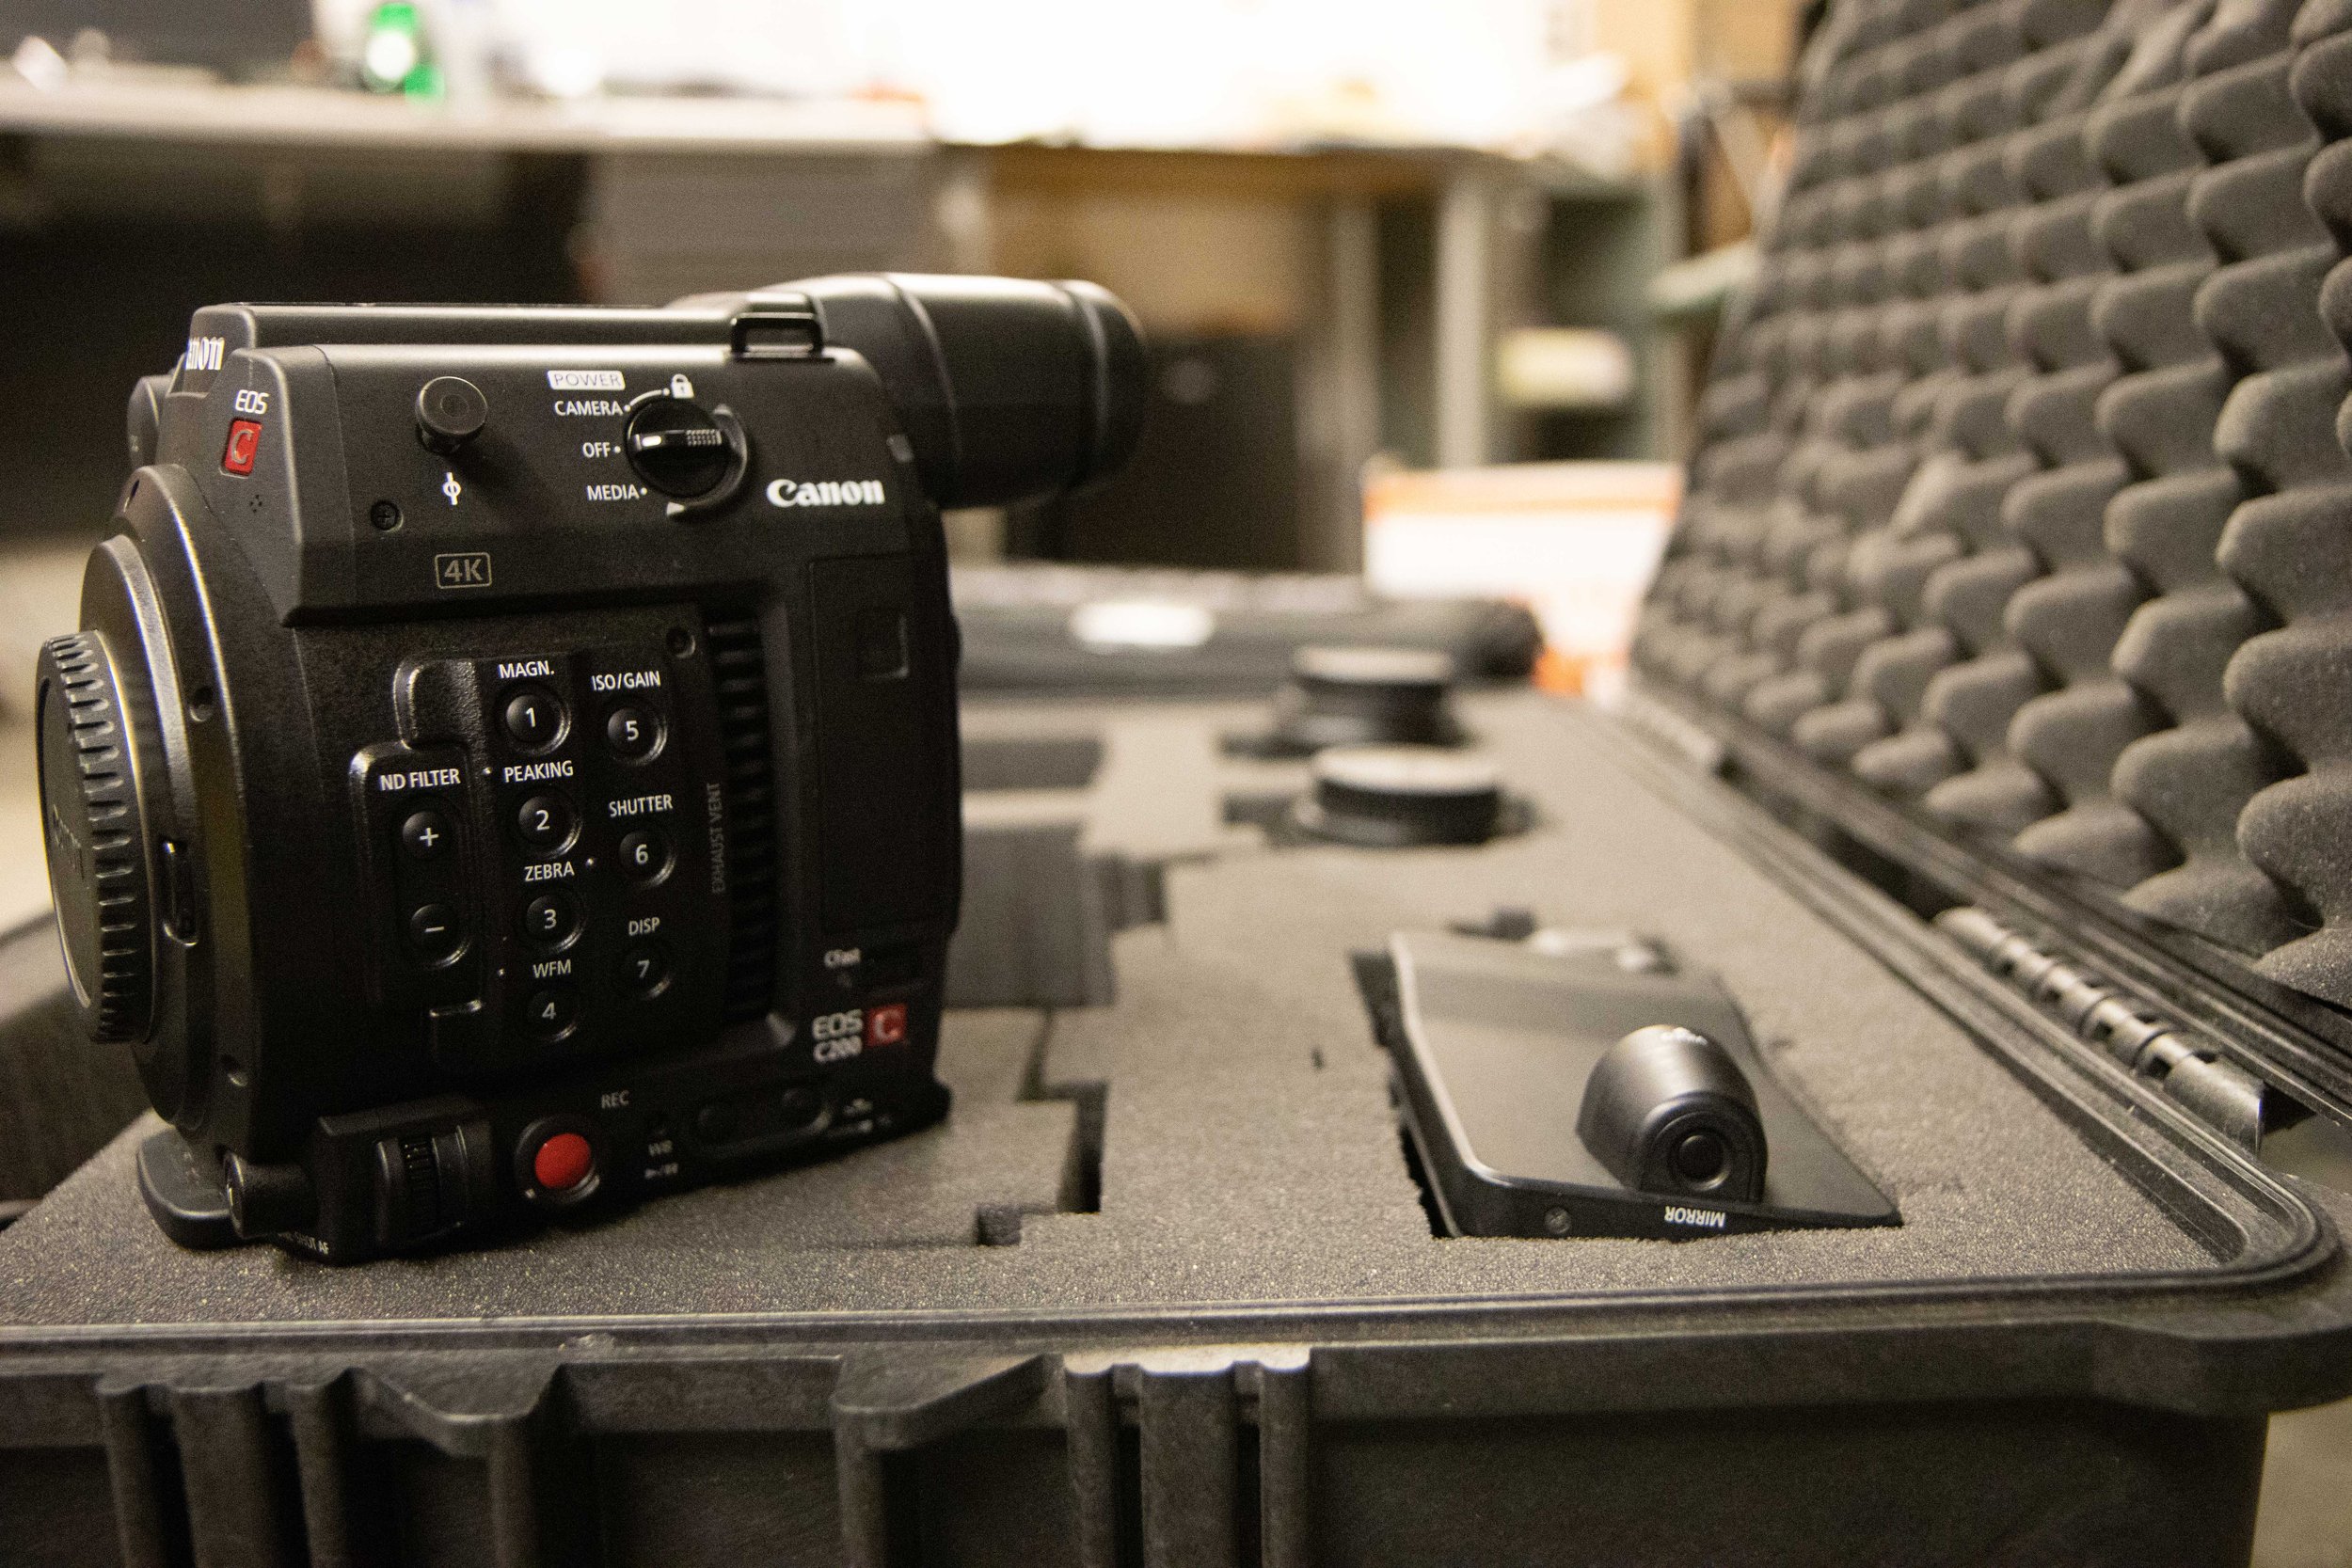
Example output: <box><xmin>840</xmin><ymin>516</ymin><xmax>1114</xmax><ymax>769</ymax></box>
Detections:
<box><xmin>1935</xmin><ymin>908</ymin><xmax>2268</xmax><ymax>1152</ymax></box>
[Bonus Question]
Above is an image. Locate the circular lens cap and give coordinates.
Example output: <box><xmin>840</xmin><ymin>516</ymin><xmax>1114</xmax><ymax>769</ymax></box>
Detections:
<box><xmin>35</xmin><ymin>631</ymin><xmax>156</xmax><ymax>1042</ymax></box>
<box><xmin>1295</xmin><ymin>745</ymin><xmax>1503</xmax><ymax>847</ymax></box>
<box><xmin>1266</xmin><ymin>644</ymin><xmax>1461</xmax><ymax>753</ymax></box>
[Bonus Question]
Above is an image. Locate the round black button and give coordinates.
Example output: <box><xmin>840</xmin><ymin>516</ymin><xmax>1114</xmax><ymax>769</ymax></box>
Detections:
<box><xmin>625</xmin><ymin>398</ymin><xmax>732</xmax><ymax>498</ymax></box>
<box><xmin>416</xmin><ymin>375</ymin><xmax>489</xmax><ymax>454</ymax></box>
<box><xmin>619</xmin><ymin>940</ymin><xmax>671</xmax><ymax>997</ymax></box>
<box><xmin>515</xmin><ymin>793</ymin><xmax>576</xmax><ymax>851</ymax></box>
<box><xmin>776</xmin><ymin>1085</ymin><xmax>826</xmax><ymax>1132</ymax></box>
<box><xmin>618</xmin><ymin>828</ymin><xmax>671</xmax><ymax>884</ymax></box>
<box><xmin>605</xmin><ymin>704</ymin><xmax>661</xmax><ymax>760</ymax></box>
<box><xmin>1672</xmin><ymin>1130</ymin><xmax>1728</xmax><ymax>1187</ymax></box>
<box><xmin>400</xmin><ymin>808</ymin><xmax>453</xmax><ymax>860</ymax></box>
<box><xmin>522</xmin><ymin>984</ymin><xmax>579</xmax><ymax>1040</ymax></box>
<box><xmin>693</xmin><ymin>1100</ymin><xmax>738</xmax><ymax>1143</ymax></box>
<box><xmin>521</xmin><ymin>891</ymin><xmax>580</xmax><ymax>948</ymax></box>
<box><xmin>502</xmin><ymin>687</ymin><xmax>565</xmax><ymax>752</ymax></box>
<box><xmin>405</xmin><ymin>902</ymin><xmax>463</xmax><ymax>961</ymax></box>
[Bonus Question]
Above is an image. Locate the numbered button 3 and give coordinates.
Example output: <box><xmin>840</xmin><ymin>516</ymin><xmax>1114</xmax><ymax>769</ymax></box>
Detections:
<box><xmin>521</xmin><ymin>891</ymin><xmax>580</xmax><ymax>949</ymax></box>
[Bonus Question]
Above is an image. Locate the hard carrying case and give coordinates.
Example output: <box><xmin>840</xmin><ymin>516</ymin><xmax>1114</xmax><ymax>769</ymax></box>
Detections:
<box><xmin>10</xmin><ymin>0</ymin><xmax>2352</xmax><ymax>1563</ymax></box>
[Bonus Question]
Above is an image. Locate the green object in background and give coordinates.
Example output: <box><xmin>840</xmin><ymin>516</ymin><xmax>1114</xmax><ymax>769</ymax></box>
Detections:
<box><xmin>358</xmin><ymin>3</ymin><xmax>441</xmax><ymax>98</ymax></box>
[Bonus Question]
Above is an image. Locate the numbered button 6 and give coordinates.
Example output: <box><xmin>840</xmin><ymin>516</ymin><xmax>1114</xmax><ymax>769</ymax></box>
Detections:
<box><xmin>619</xmin><ymin>828</ymin><xmax>672</xmax><ymax>886</ymax></box>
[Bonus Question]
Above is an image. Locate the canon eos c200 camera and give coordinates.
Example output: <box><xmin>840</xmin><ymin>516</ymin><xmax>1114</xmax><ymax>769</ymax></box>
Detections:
<box><xmin>34</xmin><ymin>276</ymin><xmax>1144</xmax><ymax>1260</ymax></box>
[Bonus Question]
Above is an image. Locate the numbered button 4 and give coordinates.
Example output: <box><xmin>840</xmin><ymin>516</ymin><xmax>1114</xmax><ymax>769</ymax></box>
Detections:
<box><xmin>523</xmin><ymin>983</ymin><xmax>580</xmax><ymax>1041</ymax></box>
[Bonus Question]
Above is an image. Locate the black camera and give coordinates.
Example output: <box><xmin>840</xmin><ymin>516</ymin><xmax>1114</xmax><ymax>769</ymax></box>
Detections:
<box><xmin>35</xmin><ymin>274</ymin><xmax>1144</xmax><ymax>1260</ymax></box>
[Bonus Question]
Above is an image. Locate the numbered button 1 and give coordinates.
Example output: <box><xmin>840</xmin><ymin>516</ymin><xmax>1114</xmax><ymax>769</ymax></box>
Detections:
<box><xmin>502</xmin><ymin>686</ymin><xmax>566</xmax><ymax>752</ymax></box>
<box><xmin>620</xmin><ymin>940</ymin><xmax>672</xmax><ymax>998</ymax></box>
<box><xmin>618</xmin><ymin>828</ymin><xmax>672</xmax><ymax>885</ymax></box>
<box><xmin>516</xmin><ymin>792</ymin><xmax>576</xmax><ymax>852</ymax></box>
<box><xmin>520</xmin><ymin>891</ymin><xmax>580</xmax><ymax>949</ymax></box>
<box><xmin>605</xmin><ymin>704</ymin><xmax>662</xmax><ymax>760</ymax></box>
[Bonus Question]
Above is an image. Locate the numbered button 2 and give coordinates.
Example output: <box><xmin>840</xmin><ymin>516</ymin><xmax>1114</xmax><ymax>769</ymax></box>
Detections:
<box><xmin>516</xmin><ymin>792</ymin><xmax>577</xmax><ymax>852</ymax></box>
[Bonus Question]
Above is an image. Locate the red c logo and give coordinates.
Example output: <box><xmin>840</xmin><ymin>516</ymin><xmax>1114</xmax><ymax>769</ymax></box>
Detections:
<box><xmin>222</xmin><ymin>420</ymin><xmax>262</xmax><ymax>475</ymax></box>
<box><xmin>865</xmin><ymin>1002</ymin><xmax>908</xmax><ymax>1047</ymax></box>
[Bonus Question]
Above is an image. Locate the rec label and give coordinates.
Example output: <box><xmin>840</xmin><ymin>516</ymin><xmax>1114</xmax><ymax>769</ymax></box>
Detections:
<box><xmin>434</xmin><ymin>552</ymin><xmax>492</xmax><ymax>591</ymax></box>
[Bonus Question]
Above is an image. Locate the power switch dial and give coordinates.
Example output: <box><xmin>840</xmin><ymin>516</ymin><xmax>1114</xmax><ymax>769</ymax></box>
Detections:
<box><xmin>626</xmin><ymin>399</ymin><xmax>734</xmax><ymax>499</ymax></box>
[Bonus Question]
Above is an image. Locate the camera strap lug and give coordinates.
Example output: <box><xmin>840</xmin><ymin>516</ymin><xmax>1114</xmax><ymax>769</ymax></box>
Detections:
<box><xmin>730</xmin><ymin>294</ymin><xmax>823</xmax><ymax>359</ymax></box>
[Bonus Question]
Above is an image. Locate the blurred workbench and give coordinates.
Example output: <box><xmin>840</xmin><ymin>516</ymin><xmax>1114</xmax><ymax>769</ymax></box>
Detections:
<box><xmin>0</xmin><ymin>73</ymin><xmax>1679</xmax><ymax>573</ymax></box>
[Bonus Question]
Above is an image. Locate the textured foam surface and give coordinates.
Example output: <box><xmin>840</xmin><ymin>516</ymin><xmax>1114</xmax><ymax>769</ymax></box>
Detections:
<box><xmin>0</xmin><ymin>694</ymin><xmax>2209</xmax><ymax>1327</ymax></box>
<box><xmin>1640</xmin><ymin>0</ymin><xmax>2352</xmax><ymax>1010</ymax></box>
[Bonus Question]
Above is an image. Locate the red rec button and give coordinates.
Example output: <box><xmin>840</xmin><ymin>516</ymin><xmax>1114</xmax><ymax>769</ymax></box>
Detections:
<box><xmin>222</xmin><ymin>419</ymin><xmax>262</xmax><ymax>475</ymax></box>
<box><xmin>531</xmin><ymin>1131</ymin><xmax>595</xmax><ymax>1193</ymax></box>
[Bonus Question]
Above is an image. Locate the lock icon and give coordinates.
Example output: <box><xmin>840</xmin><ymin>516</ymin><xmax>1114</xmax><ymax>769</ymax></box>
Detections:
<box><xmin>670</xmin><ymin>373</ymin><xmax>694</xmax><ymax>399</ymax></box>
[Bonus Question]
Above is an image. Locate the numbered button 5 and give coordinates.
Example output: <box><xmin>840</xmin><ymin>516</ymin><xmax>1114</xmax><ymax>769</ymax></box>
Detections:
<box><xmin>516</xmin><ymin>792</ymin><xmax>576</xmax><ymax>852</ymax></box>
<box><xmin>605</xmin><ymin>703</ymin><xmax>662</xmax><ymax>761</ymax></box>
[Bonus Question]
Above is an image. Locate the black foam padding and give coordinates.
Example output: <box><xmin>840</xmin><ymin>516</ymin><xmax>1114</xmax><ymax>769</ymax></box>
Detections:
<box><xmin>1644</xmin><ymin>0</ymin><xmax>2352</xmax><ymax>1011</ymax></box>
<box><xmin>0</xmin><ymin>695</ymin><xmax>2210</xmax><ymax>1325</ymax></box>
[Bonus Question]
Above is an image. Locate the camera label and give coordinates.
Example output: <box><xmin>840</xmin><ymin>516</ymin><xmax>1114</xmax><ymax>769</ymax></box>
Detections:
<box><xmin>502</xmin><ymin>760</ymin><xmax>575</xmax><ymax>784</ymax></box>
<box><xmin>590</xmin><ymin>670</ymin><xmax>662</xmax><ymax>692</ymax></box>
<box><xmin>1662</xmin><ymin>1205</ymin><xmax>1727</xmax><ymax>1230</ymax></box>
<box><xmin>434</xmin><ymin>552</ymin><xmax>493</xmax><ymax>591</ymax></box>
<box><xmin>548</xmin><ymin>369</ymin><xmax>627</xmax><ymax>390</ymax></box>
<box><xmin>609</xmin><ymin>792</ymin><xmax>674</xmax><ymax>818</ymax></box>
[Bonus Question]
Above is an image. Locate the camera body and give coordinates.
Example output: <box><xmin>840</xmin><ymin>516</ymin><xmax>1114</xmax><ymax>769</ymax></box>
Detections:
<box><xmin>37</xmin><ymin>276</ymin><xmax>1142</xmax><ymax>1260</ymax></box>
